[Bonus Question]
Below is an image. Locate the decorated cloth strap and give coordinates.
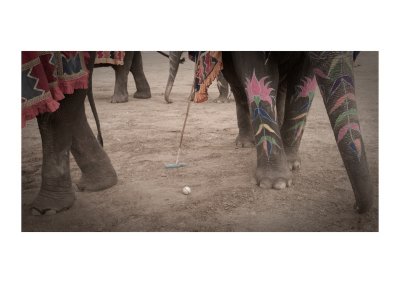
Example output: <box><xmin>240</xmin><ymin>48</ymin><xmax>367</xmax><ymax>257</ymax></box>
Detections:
<box><xmin>192</xmin><ymin>51</ymin><xmax>223</xmax><ymax>103</ymax></box>
<box><xmin>94</xmin><ymin>51</ymin><xmax>125</xmax><ymax>65</ymax></box>
<box><xmin>21</xmin><ymin>51</ymin><xmax>90</xmax><ymax>127</ymax></box>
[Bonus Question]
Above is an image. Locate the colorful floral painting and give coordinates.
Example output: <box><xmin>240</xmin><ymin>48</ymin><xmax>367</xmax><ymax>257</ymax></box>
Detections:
<box><xmin>245</xmin><ymin>71</ymin><xmax>278</xmax><ymax>160</ymax></box>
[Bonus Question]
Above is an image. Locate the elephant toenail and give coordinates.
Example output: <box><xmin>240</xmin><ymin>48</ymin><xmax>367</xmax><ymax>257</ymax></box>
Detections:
<box><xmin>273</xmin><ymin>180</ymin><xmax>286</xmax><ymax>190</ymax></box>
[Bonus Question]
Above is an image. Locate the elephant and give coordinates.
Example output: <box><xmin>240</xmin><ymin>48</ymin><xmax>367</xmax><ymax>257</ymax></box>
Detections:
<box><xmin>94</xmin><ymin>51</ymin><xmax>151</xmax><ymax>103</ymax></box>
<box><xmin>22</xmin><ymin>51</ymin><xmax>372</xmax><ymax>215</ymax></box>
<box><xmin>163</xmin><ymin>51</ymin><xmax>232</xmax><ymax>103</ymax></box>
<box><xmin>220</xmin><ymin>51</ymin><xmax>373</xmax><ymax>213</ymax></box>
<box><xmin>23</xmin><ymin>52</ymin><xmax>118</xmax><ymax>215</ymax></box>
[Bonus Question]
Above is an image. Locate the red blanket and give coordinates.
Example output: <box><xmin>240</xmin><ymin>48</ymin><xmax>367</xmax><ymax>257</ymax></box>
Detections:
<box><xmin>94</xmin><ymin>51</ymin><xmax>125</xmax><ymax>65</ymax></box>
<box><xmin>193</xmin><ymin>51</ymin><xmax>223</xmax><ymax>103</ymax></box>
<box><xmin>21</xmin><ymin>51</ymin><xmax>90</xmax><ymax>127</ymax></box>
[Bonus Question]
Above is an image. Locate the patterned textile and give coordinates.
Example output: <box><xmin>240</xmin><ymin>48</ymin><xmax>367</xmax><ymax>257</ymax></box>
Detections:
<box><xmin>192</xmin><ymin>51</ymin><xmax>223</xmax><ymax>103</ymax></box>
<box><xmin>94</xmin><ymin>51</ymin><xmax>125</xmax><ymax>65</ymax></box>
<box><xmin>21</xmin><ymin>51</ymin><xmax>90</xmax><ymax>127</ymax></box>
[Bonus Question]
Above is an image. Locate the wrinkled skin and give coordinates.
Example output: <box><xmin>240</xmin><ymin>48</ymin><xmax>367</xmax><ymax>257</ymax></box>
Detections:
<box><xmin>31</xmin><ymin>58</ymin><xmax>118</xmax><ymax>215</ymax></box>
<box><xmin>164</xmin><ymin>51</ymin><xmax>232</xmax><ymax>103</ymax></box>
<box><xmin>222</xmin><ymin>51</ymin><xmax>373</xmax><ymax>213</ymax></box>
<box><xmin>95</xmin><ymin>51</ymin><xmax>151</xmax><ymax>103</ymax></box>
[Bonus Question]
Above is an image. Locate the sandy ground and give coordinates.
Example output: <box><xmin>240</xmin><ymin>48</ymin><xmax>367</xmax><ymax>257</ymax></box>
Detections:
<box><xmin>21</xmin><ymin>52</ymin><xmax>379</xmax><ymax>232</ymax></box>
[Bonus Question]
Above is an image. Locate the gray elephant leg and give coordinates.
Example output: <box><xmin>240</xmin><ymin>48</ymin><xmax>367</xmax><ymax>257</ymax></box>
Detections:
<box><xmin>225</xmin><ymin>51</ymin><xmax>292</xmax><ymax>189</ymax></box>
<box><xmin>280</xmin><ymin>53</ymin><xmax>315</xmax><ymax>171</ymax></box>
<box><xmin>309</xmin><ymin>51</ymin><xmax>373</xmax><ymax>213</ymax></box>
<box><xmin>221</xmin><ymin>56</ymin><xmax>254</xmax><ymax>148</ymax></box>
<box><xmin>214</xmin><ymin>73</ymin><xmax>230</xmax><ymax>103</ymax></box>
<box><xmin>164</xmin><ymin>51</ymin><xmax>183</xmax><ymax>103</ymax></box>
<box><xmin>131</xmin><ymin>51</ymin><xmax>151</xmax><ymax>99</ymax></box>
<box><xmin>110</xmin><ymin>51</ymin><xmax>134</xmax><ymax>103</ymax></box>
<box><xmin>70</xmin><ymin>95</ymin><xmax>117</xmax><ymax>192</ymax></box>
<box><xmin>32</xmin><ymin>92</ymin><xmax>81</xmax><ymax>215</ymax></box>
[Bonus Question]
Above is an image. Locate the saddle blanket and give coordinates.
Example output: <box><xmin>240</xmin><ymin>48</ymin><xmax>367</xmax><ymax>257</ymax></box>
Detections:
<box><xmin>21</xmin><ymin>51</ymin><xmax>90</xmax><ymax>127</ymax></box>
<box><xmin>94</xmin><ymin>51</ymin><xmax>125</xmax><ymax>65</ymax></box>
<box><xmin>190</xmin><ymin>51</ymin><xmax>223</xmax><ymax>103</ymax></box>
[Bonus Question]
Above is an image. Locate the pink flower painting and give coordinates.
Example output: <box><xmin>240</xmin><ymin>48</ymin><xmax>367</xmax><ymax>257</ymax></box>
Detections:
<box><xmin>245</xmin><ymin>71</ymin><xmax>274</xmax><ymax>106</ymax></box>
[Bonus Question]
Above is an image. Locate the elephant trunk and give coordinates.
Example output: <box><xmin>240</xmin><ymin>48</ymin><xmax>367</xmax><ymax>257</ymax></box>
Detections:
<box><xmin>164</xmin><ymin>51</ymin><xmax>183</xmax><ymax>103</ymax></box>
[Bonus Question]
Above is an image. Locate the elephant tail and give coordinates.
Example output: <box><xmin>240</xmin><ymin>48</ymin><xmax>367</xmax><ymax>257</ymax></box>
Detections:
<box><xmin>87</xmin><ymin>51</ymin><xmax>103</xmax><ymax>147</ymax></box>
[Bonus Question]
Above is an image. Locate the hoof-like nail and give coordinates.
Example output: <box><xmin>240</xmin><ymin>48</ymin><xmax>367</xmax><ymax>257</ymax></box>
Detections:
<box><xmin>273</xmin><ymin>180</ymin><xmax>286</xmax><ymax>190</ymax></box>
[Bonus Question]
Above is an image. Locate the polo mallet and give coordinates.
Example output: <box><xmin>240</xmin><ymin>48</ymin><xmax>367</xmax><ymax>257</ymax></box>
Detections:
<box><xmin>165</xmin><ymin>53</ymin><xmax>199</xmax><ymax>169</ymax></box>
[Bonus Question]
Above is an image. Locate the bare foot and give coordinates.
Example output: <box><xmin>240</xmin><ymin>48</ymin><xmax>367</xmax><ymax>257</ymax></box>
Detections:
<box><xmin>285</xmin><ymin>151</ymin><xmax>302</xmax><ymax>171</ymax></box>
<box><xmin>133</xmin><ymin>90</ymin><xmax>151</xmax><ymax>99</ymax></box>
<box><xmin>76</xmin><ymin>171</ymin><xmax>117</xmax><ymax>192</ymax></box>
<box><xmin>110</xmin><ymin>93</ymin><xmax>129</xmax><ymax>103</ymax></box>
<box><xmin>31</xmin><ymin>184</ymin><xmax>76</xmax><ymax>215</ymax></box>
<box><xmin>255</xmin><ymin>165</ymin><xmax>292</xmax><ymax>190</ymax></box>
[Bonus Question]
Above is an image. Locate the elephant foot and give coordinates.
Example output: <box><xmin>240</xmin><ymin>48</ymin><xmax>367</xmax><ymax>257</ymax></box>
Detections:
<box><xmin>76</xmin><ymin>170</ymin><xmax>117</xmax><ymax>192</ymax></box>
<box><xmin>354</xmin><ymin>200</ymin><xmax>372</xmax><ymax>214</ymax></box>
<box><xmin>164</xmin><ymin>95</ymin><xmax>173</xmax><ymax>104</ymax></box>
<box><xmin>110</xmin><ymin>93</ymin><xmax>129</xmax><ymax>103</ymax></box>
<box><xmin>213</xmin><ymin>95</ymin><xmax>229</xmax><ymax>103</ymax></box>
<box><xmin>235</xmin><ymin>133</ymin><xmax>255</xmax><ymax>148</ymax></box>
<box><xmin>133</xmin><ymin>89</ymin><xmax>151</xmax><ymax>99</ymax></box>
<box><xmin>287</xmin><ymin>154</ymin><xmax>301</xmax><ymax>171</ymax></box>
<box><xmin>255</xmin><ymin>165</ymin><xmax>292</xmax><ymax>190</ymax></box>
<box><xmin>31</xmin><ymin>185</ymin><xmax>76</xmax><ymax>216</ymax></box>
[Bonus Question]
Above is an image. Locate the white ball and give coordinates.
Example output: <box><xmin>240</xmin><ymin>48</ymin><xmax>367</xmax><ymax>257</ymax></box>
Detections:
<box><xmin>182</xmin><ymin>186</ymin><xmax>191</xmax><ymax>195</ymax></box>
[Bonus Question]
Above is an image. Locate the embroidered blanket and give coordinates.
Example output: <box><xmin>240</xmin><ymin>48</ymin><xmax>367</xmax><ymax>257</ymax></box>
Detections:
<box><xmin>191</xmin><ymin>51</ymin><xmax>223</xmax><ymax>103</ymax></box>
<box><xmin>94</xmin><ymin>51</ymin><xmax>125</xmax><ymax>65</ymax></box>
<box><xmin>21</xmin><ymin>51</ymin><xmax>90</xmax><ymax>127</ymax></box>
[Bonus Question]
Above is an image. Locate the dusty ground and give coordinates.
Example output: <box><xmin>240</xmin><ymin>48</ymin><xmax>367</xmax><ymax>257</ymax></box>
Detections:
<box><xmin>21</xmin><ymin>52</ymin><xmax>378</xmax><ymax>232</ymax></box>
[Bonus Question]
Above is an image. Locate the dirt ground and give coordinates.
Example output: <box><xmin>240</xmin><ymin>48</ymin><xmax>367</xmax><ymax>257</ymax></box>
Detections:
<box><xmin>21</xmin><ymin>52</ymin><xmax>379</xmax><ymax>232</ymax></box>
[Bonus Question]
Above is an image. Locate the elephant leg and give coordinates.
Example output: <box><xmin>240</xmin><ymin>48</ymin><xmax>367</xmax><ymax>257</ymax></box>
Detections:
<box><xmin>214</xmin><ymin>73</ymin><xmax>230</xmax><ymax>103</ymax></box>
<box><xmin>309</xmin><ymin>51</ymin><xmax>373</xmax><ymax>213</ymax></box>
<box><xmin>280</xmin><ymin>53</ymin><xmax>316</xmax><ymax>171</ymax></box>
<box><xmin>131</xmin><ymin>51</ymin><xmax>151</xmax><ymax>99</ymax></box>
<box><xmin>110</xmin><ymin>51</ymin><xmax>134</xmax><ymax>103</ymax></box>
<box><xmin>32</xmin><ymin>92</ymin><xmax>84</xmax><ymax>215</ymax></box>
<box><xmin>70</xmin><ymin>93</ymin><xmax>117</xmax><ymax>192</ymax></box>
<box><xmin>276</xmin><ymin>76</ymin><xmax>287</xmax><ymax>128</ymax></box>
<box><xmin>228</xmin><ymin>51</ymin><xmax>292</xmax><ymax>189</ymax></box>
<box><xmin>164</xmin><ymin>51</ymin><xmax>183</xmax><ymax>103</ymax></box>
<box><xmin>221</xmin><ymin>55</ymin><xmax>254</xmax><ymax>148</ymax></box>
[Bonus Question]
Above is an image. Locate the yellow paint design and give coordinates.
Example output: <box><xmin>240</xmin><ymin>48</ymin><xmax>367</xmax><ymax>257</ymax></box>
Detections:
<box><xmin>290</xmin><ymin>112</ymin><xmax>307</xmax><ymax>120</ymax></box>
<box><xmin>255</xmin><ymin>123</ymin><xmax>276</xmax><ymax>136</ymax></box>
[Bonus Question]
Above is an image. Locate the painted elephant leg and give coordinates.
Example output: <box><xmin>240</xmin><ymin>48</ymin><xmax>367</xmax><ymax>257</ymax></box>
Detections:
<box><xmin>227</xmin><ymin>52</ymin><xmax>292</xmax><ymax>189</ymax></box>
<box><xmin>280</xmin><ymin>52</ymin><xmax>316</xmax><ymax>171</ymax></box>
<box><xmin>70</xmin><ymin>94</ymin><xmax>117</xmax><ymax>192</ymax></box>
<box><xmin>131</xmin><ymin>51</ymin><xmax>151</xmax><ymax>99</ymax></box>
<box><xmin>221</xmin><ymin>53</ymin><xmax>254</xmax><ymax>148</ymax></box>
<box><xmin>164</xmin><ymin>51</ymin><xmax>183</xmax><ymax>103</ymax></box>
<box><xmin>32</xmin><ymin>92</ymin><xmax>82</xmax><ymax>215</ymax></box>
<box><xmin>275</xmin><ymin>78</ymin><xmax>287</xmax><ymax>128</ymax></box>
<box><xmin>310</xmin><ymin>51</ymin><xmax>373</xmax><ymax>213</ymax></box>
<box><xmin>213</xmin><ymin>73</ymin><xmax>231</xmax><ymax>103</ymax></box>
